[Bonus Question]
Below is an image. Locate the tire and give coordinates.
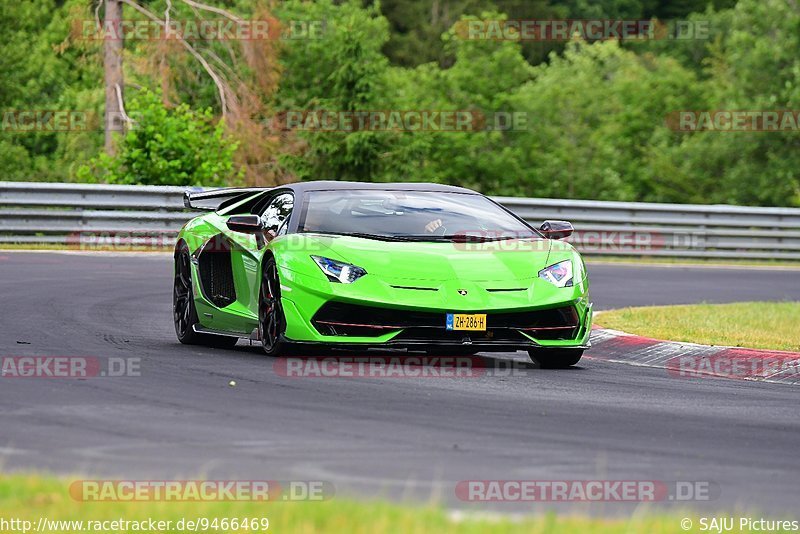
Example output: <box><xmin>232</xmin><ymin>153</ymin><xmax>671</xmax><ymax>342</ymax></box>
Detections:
<box><xmin>527</xmin><ymin>349</ymin><xmax>583</xmax><ymax>369</ymax></box>
<box><xmin>173</xmin><ymin>242</ymin><xmax>239</xmax><ymax>349</ymax></box>
<box><xmin>258</xmin><ymin>256</ymin><xmax>293</xmax><ymax>356</ymax></box>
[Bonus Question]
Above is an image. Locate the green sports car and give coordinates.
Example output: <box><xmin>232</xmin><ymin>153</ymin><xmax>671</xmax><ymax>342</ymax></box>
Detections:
<box><xmin>173</xmin><ymin>182</ymin><xmax>592</xmax><ymax>368</ymax></box>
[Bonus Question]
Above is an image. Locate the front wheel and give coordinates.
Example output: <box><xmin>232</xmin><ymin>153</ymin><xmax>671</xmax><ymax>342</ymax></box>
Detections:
<box><xmin>258</xmin><ymin>256</ymin><xmax>293</xmax><ymax>356</ymax></box>
<box><xmin>528</xmin><ymin>349</ymin><xmax>583</xmax><ymax>369</ymax></box>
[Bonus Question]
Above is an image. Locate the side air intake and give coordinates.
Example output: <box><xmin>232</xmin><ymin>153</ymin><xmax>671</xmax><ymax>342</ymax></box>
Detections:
<box><xmin>197</xmin><ymin>234</ymin><xmax>237</xmax><ymax>308</ymax></box>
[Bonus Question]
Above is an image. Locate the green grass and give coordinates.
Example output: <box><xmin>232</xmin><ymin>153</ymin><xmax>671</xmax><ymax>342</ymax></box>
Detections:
<box><xmin>0</xmin><ymin>474</ymin><xmax>752</xmax><ymax>534</ymax></box>
<box><xmin>597</xmin><ymin>302</ymin><xmax>800</xmax><ymax>352</ymax></box>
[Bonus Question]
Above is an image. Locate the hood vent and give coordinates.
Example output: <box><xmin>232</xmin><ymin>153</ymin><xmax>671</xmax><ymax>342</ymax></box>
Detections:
<box><xmin>391</xmin><ymin>285</ymin><xmax>439</xmax><ymax>291</ymax></box>
<box><xmin>485</xmin><ymin>287</ymin><xmax>527</xmax><ymax>292</ymax></box>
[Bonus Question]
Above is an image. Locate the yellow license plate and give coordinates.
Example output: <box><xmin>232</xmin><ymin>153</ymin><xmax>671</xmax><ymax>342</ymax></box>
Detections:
<box><xmin>446</xmin><ymin>313</ymin><xmax>487</xmax><ymax>331</ymax></box>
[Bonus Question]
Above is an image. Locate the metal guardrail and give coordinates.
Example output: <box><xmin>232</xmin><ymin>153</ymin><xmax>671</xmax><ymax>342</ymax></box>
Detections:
<box><xmin>2</xmin><ymin>181</ymin><xmax>800</xmax><ymax>259</ymax></box>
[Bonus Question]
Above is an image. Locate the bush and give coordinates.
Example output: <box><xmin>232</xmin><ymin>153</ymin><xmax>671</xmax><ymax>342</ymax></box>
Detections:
<box><xmin>78</xmin><ymin>90</ymin><xmax>242</xmax><ymax>187</ymax></box>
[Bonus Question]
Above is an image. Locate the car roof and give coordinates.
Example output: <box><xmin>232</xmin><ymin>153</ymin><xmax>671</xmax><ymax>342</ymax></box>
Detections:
<box><xmin>276</xmin><ymin>181</ymin><xmax>479</xmax><ymax>195</ymax></box>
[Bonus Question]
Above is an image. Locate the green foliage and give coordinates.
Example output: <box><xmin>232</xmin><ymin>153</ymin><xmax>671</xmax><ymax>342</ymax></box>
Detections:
<box><xmin>375</xmin><ymin>0</ymin><xmax>738</xmax><ymax>67</ymax></box>
<box><xmin>377</xmin><ymin>12</ymin><xmax>538</xmax><ymax>191</ymax></box>
<box><xmin>267</xmin><ymin>0</ymin><xmax>800</xmax><ymax>205</ymax></box>
<box><xmin>0</xmin><ymin>0</ymin><xmax>103</xmax><ymax>181</ymax></box>
<box><xmin>275</xmin><ymin>0</ymin><xmax>394</xmax><ymax>181</ymax></box>
<box><xmin>2</xmin><ymin>0</ymin><xmax>799</xmax><ymax>206</ymax></box>
<box><xmin>78</xmin><ymin>91</ymin><xmax>241</xmax><ymax>187</ymax></box>
<box><xmin>649</xmin><ymin>0</ymin><xmax>800</xmax><ymax>206</ymax></box>
<box><xmin>504</xmin><ymin>40</ymin><xmax>705</xmax><ymax>201</ymax></box>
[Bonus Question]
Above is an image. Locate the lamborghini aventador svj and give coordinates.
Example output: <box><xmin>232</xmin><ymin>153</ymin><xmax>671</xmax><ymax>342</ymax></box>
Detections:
<box><xmin>174</xmin><ymin>182</ymin><xmax>591</xmax><ymax>368</ymax></box>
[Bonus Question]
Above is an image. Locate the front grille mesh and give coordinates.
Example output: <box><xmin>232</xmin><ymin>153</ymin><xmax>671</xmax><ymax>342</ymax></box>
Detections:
<box><xmin>311</xmin><ymin>301</ymin><xmax>580</xmax><ymax>340</ymax></box>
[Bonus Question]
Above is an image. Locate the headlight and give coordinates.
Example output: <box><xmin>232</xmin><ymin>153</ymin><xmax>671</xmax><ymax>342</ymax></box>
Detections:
<box><xmin>311</xmin><ymin>256</ymin><xmax>367</xmax><ymax>283</ymax></box>
<box><xmin>539</xmin><ymin>260</ymin><xmax>573</xmax><ymax>287</ymax></box>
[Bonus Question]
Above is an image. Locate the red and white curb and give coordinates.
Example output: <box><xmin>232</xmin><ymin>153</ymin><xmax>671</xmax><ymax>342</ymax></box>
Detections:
<box><xmin>587</xmin><ymin>327</ymin><xmax>800</xmax><ymax>385</ymax></box>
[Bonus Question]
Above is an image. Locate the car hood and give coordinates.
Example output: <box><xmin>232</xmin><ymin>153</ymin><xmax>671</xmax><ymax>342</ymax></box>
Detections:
<box><xmin>304</xmin><ymin>235</ymin><xmax>558</xmax><ymax>282</ymax></box>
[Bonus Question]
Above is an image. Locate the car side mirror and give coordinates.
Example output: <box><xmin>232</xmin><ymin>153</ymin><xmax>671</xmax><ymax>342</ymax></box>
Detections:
<box><xmin>539</xmin><ymin>220</ymin><xmax>574</xmax><ymax>239</ymax></box>
<box><xmin>226</xmin><ymin>215</ymin><xmax>264</xmax><ymax>234</ymax></box>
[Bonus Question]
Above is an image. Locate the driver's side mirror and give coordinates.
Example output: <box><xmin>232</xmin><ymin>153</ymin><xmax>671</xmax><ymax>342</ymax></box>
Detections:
<box><xmin>226</xmin><ymin>215</ymin><xmax>264</xmax><ymax>234</ymax></box>
<box><xmin>539</xmin><ymin>220</ymin><xmax>574</xmax><ymax>239</ymax></box>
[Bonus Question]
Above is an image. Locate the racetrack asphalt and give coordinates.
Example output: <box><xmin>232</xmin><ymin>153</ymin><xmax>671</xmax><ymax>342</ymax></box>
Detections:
<box><xmin>1</xmin><ymin>252</ymin><xmax>799</xmax><ymax>516</ymax></box>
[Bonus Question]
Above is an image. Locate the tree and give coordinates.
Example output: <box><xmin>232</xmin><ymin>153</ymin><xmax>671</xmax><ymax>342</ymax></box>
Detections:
<box><xmin>275</xmin><ymin>0</ymin><xmax>393</xmax><ymax>181</ymax></box>
<box><xmin>103</xmin><ymin>0</ymin><xmax>124</xmax><ymax>155</ymax></box>
<box><xmin>79</xmin><ymin>89</ymin><xmax>241</xmax><ymax>186</ymax></box>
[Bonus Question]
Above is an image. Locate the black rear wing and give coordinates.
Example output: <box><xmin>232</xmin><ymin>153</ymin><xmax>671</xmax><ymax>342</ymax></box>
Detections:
<box><xmin>183</xmin><ymin>187</ymin><xmax>267</xmax><ymax>211</ymax></box>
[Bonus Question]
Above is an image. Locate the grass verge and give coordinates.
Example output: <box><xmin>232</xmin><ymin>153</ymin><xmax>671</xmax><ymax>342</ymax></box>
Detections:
<box><xmin>0</xmin><ymin>474</ymin><xmax>732</xmax><ymax>534</ymax></box>
<box><xmin>597</xmin><ymin>302</ymin><xmax>800</xmax><ymax>352</ymax></box>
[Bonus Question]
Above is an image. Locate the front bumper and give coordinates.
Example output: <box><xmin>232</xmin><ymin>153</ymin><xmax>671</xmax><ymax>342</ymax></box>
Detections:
<box><xmin>278</xmin><ymin>267</ymin><xmax>592</xmax><ymax>351</ymax></box>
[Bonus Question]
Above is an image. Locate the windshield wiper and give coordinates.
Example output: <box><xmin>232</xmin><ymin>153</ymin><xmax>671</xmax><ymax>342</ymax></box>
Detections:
<box><xmin>304</xmin><ymin>231</ymin><xmax>412</xmax><ymax>242</ymax></box>
<box><xmin>406</xmin><ymin>234</ymin><xmax>522</xmax><ymax>243</ymax></box>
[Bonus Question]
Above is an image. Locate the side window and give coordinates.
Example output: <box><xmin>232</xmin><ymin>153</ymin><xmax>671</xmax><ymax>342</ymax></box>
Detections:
<box><xmin>261</xmin><ymin>193</ymin><xmax>294</xmax><ymax>235</ymax></box>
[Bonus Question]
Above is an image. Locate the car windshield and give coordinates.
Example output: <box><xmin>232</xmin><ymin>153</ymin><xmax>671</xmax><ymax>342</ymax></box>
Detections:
<box><xmin>298</xmin><ymin>190</ymin><xmax>540</xmax><ymax>241</ymax></box>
